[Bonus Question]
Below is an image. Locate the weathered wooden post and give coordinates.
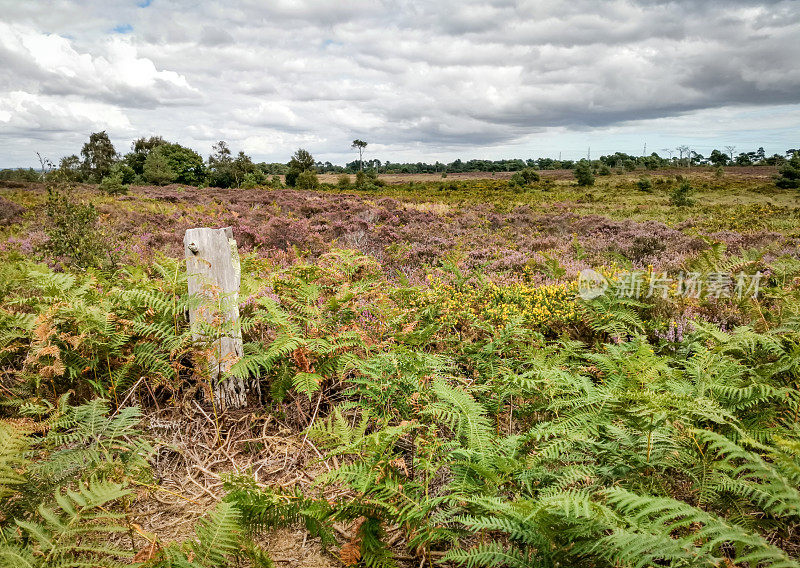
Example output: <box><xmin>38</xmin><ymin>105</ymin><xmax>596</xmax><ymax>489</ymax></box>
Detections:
<box><xmin>184</xmin><ymin>227</ymin><xmax>255</xmax><ymax>410</ymax></box>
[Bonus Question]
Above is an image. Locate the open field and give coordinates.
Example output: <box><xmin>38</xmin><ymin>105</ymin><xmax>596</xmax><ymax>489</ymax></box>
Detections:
<box><xmin>2</xmin><ymin>167</ymin><xmax>800</xmax><ymax>567</ymax></box>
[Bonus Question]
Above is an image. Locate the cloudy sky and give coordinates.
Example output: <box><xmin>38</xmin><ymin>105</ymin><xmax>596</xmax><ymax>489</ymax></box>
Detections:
<box><xmin>1</xmin><ymin>0</ymin><xmax>799</xmax><ymax>167</ymax></box>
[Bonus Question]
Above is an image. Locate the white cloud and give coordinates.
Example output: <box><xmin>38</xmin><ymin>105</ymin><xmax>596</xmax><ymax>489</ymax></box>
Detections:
<box><xmin>0</xmin><ymin>0</ymin><xmax>799</xmax><ymax>166</ymax></box>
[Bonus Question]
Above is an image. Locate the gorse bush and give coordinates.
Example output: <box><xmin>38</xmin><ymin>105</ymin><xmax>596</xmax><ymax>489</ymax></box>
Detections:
<box><xmin>670</xmin><ymin>178</ymin><xmax>695</xmax><ymax>206</ymax></box>
<box><xmin>574</xmin><ymin>159</ymin><xmax>595</xmax><ymax>186</ymax></box>
<box><xmin>41</xmin><ymin>185</ymin><xmax>110</xmax><ymax>270</ymax></box>
<box><xmin>776</xmin><ymin>151</ymin><xmax>800</xmax><ymax>189</ymax></box>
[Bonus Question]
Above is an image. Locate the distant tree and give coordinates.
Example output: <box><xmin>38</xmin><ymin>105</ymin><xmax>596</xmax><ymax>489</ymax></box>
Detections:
<box><xmin>351</xmin><ymin>139</ymin><xmax>367</xmax><ymax>171</ymax></box>
<box><xmin>124</xmin><ymin>136</ymin><xmax>166</xmax><ymax>175</ymax></box>
<box><xmin>80</xmin><ymin>131</ymin><xmax>118</xmax><ymax>182</ymax></box>
<box><xmin>288</xmin><ymin>148</ymin><xmax>315</xmax><ymax>171</ymax></box>
<box><xmin>57</xmin><ymin>155</ymin><xmax>82</xmax><ymax>182</ymax></box>
<box><xmin>735</xmin><ymin>152</ymin><xmax>753</xmax><ymax>166</ymax></box>
<box><xmin>286</xmin><ymin>148</ymin><xmax>315</xmax><ymax>187</ymax></box>
<box><xmin>574</xmin><ymin>160</ymin><xmax>595</xmax><ymax>186</ymax></box>
<box><xmin>207</xmin><ymin>141</ymin><xmax>234</xmax><ymax>187</ymax></box>
<box><xmin>676</xmin><ymin>145</ymin><xmax>690</xmax><ymax>164</ymax></box>
<box><xmin>144</xmin><ymin>143</ymin><xmax>205</xmax><ymax>185</ymax></box>
<box><xmin>724</xmin><ymin>145</ymin><xmax>737</xmax><ymax>163</ymax></box>
<box><xmin>509</xmin><ymin>167</ymin><xmax>540</xmax><ymax>189</ymax></box>
<box><xmin>775</xmin><ymin>152</ymin><xmax>800</xmax><ymax>189</ymax></box>
<box><xmin>756</xmin><ymin>147</ymin><xmax>766</xmax><ymax>163</ymax></box>
<box><xmin>709</xmin><ymin>149</ymin><xmax>728</xmax><ymax>167</ymax></box>
<box><xmin>143</xmin><ymin>151</ymin><xmax>177</xmax><ymax>185</ymax></box>
<box><xmin>231</xmin><ymin>151</ymin><xmax>260</xmax><ymax>187</ymax></box>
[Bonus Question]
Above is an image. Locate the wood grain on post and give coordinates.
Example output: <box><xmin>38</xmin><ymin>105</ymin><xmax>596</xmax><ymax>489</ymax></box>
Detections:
<box><xmin>184</xmin><ymin>227</ymin><xmax>255</xmax><ymax>410</ymax></box>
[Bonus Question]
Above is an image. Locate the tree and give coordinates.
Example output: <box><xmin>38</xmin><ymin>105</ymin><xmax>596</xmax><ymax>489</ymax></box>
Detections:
<box><xmin>724</xmin><ymin>145</ymin><xmax>737</xmax><ymax>163</ymax></box>
<box><xmin>288</xmin><ymin>148</ymin><xmax>315</xmax><ymax>171</ymax></box>
<box><xmin>709</xmin><ymin>149</ymin><xmax>728</xmax><ymax>167</ymax></box>
<box><xmin>676</xmin><ymin>145</ymin><xmax>690</xmax><ymax>164</ymax></box>
<box><xmin>286</xmin><ymin>148</ymin><xmax>316</xmax><ymax>187</ymax></box>
<box><xmin>143</xmin><ymin>143</ymin><xmax>205</xmax><ymax>185</ymax></box>
<box><xmin>143</xmin><ymin>151</ymin><xmax>177</xmax><ymax>185</ymax></box>
<box><xmin>351</xmin><ymin>140</ymin><xmax>367</xmax><ymax>171</ymax></box>
<box><xmin>80</xmin><ymin>131</ymin><xmax>117</xmax><ymax>182</ymax></box>
<box><xmin>574</xmin><ymin>160</ymin><xmax>595</xmax><ymax>186</ymax></box>
<box><xmin>775</xmin><ymin>152</ymin><xmax>800</xmax><ymax>189</ymax></box>
<box><xmin>125</xmin><ymin>136</ymin><xmax>166</xmax><ymax>175</ymax></box>
<box><xmin>56</xmin><ymin>155</ymin><xmax>82</xmax><ymax>182</ymax></box>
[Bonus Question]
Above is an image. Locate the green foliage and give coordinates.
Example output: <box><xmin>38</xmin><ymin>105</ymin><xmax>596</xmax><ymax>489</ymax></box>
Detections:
<box><xmin>0</xmin><ymin>399</ymin><xmax>152</xmax><ymax>568</ymax></box>
<box><xmin>207</xmin><ymin>141</ymin><xmax>261</xmax><ymax>188</ymax></box>
<box><xmin>80</xmin><ymin>131</ymin><xmax>118</xmax><ymax>183</ymax></box>
<box><xmin>143</xmin><ymin>150</ymin><xmax>177</xmax><ymax>185</ymax></box>
<box><xmin>574</xmin><ymin>160</ymin><xmax>595</xmax><ymax>186</ymax></box>
<box><xmin>636</xmin><ymin>175</ymin><xmax>653</xmax><ymax>192</ymax></box>
<box><xmin>40</xmin><ymin>186</ymin><xmax>109</xmax><ymax>270</ymax></box>
<box><xmin>125</xmin><ymin>136</ymin><xmax>167</xmax><ymax>175</ymax></box>
<box><xmin>337</xmin><ymin>174</ymin><xmax>351</xmax><ymax>188</ymax></box>
<box><xmin>146</xmin><ymin>143</ymin><xmax>205</xmax><ymax>186</ymax></box>
<box><xmin>509</xmin><ymin>167</ymin><xmax>540</xmax><ymax>189</ymax></box>
<box><xmin>295</xmin><ymin>169</ymin><xmax>319</xmax><ymax>190</ymax></box>
<box><xmin>670</xmin><ymin>178</ymin><xmax>695</xmax><ymax>206</ymax></box>
<box><xmin>99</xmin><ymin>165</ymin><xmax>130</xmax><ymax>195</ymax></box>
<box><xmin>285</xmin><ymin>148</ymin><xmax>315</xmax><ymax>188</ymax></box>
<box><xmin>776</xmin><ymin>151</ymin><xmax>800</xmax><ymax>189</ymax></box>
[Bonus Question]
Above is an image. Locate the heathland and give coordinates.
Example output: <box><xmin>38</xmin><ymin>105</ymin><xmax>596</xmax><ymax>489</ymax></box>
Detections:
<box><xmin>1</xmin><ymin>165</ymin><xmax>800</xmax><ymax>567</ymax></box>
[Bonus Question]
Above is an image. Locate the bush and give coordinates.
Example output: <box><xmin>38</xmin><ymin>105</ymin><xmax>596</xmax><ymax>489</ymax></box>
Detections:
<box><xmin>636</xmin><ymin>176</ymin><xmax>653</xmax><ymax>192</ymax></box>
<box><xmin>98</xmin><ymin>164</ymin><xmax>131</xmax><ymax>195</ymax></box>
<box><xmin>337</xmin><ymin>174</ymin><xmax>351</xmax><ymax>188</ymax></box>
<box><xmin>98</xmin><ymin>172</ymin><xmax>128</xmax><ymax>195</ymax></box>
<box><xmin>41</xmin><ymin>187</ymin><xmax>108</xmax><ymax>269</ymax></box>
<box><xmin>598</xmin><ymin>164</ymin><xmax>612</xmax><ymax>176</ymax></box>
<box><xmin>240</xmin><ymin>172</ymin><xmax>259</xmax><ymax>189</ymax></box>
<box><xmin>574</xmin><ymin>160</ymin><xmax>595</xmax><ymax>186</ymax></box>
<box><xmin>669</xmin><ymin>179</ymin><xmax>694</xmax><ymax>206</ymax></box>
<box><xmin>295</xmin><ymin>169</ymin><xmax>319</xmax><ymax>190</ymax></box>
<box><xmin>354</xmin><ymin>170</ymin><xmax>367</xmax><ymax>189</ymax></box>
<box><xmin>510</xmin><ymin>167</ymin><xmax>540</xmax><ymax>188</ymax></box>
<box><xmin>775</xmin><ymin>152</ymin><xmax>800</xmax><ymax>189</ymax></box>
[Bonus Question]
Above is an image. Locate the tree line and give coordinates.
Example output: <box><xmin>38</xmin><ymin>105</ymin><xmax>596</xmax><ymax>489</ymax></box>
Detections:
<box><xmin>1</xmin><ymin>131</ymin><xmax>798</xmax><ymax>189</ymax></box>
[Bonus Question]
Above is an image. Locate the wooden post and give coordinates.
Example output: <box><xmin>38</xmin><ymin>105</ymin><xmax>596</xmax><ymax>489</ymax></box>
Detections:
<box><xmin>184</xmin><ymin>227</ymin><xmax>256</xmax><ymax>410</ymax></box>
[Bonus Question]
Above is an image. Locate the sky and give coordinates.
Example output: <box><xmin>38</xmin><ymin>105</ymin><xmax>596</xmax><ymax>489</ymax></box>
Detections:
<box><xmin>1</xmin><ymin>0</ymin><xmax>799</xmax><ymax>168</ymax></box>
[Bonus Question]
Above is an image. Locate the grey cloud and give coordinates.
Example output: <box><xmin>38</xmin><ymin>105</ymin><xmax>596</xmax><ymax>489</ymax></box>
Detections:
<box><xmin>0</xmin><ymin>0</ymin><xmax>799</xmax><ymax>166</ymax></box>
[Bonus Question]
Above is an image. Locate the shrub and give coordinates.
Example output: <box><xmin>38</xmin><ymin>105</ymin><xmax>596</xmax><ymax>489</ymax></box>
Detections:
<box><xmin>355</xmin><ymin>170</ymin><xmax>367</xmax><ymax>189</ymax></box>
<box><xmin>669</xmin><ymin>179</ymin><xmax>694</xmax><ymax>206</ymax></box>
<box><xmin>510</xmin><ymin>167</ymin><xmax>540</xmax><ymax>188</ymax></box>
<box><xmin>240</xmin><ymin>172</ymin><xmax>259</xmax><ymax>189</ymax></box>
<box><xmin>775</xmin><ymin>151</ymin><xmax>800</xmax><ymax>189</ymax></box>
<box><xmin>337</xmin><ymin>174</ymin><xmax>352</xmax><ymax>188</ymax></box>
<box><xmin>295</xmin><ymin>169</ymin><xmax>320</xmax><ymax>190</ymax></box>
<box><xmin>98</xmin><ymin>172</ymin><xmax>128</xmax><ymax>195</ymax></box>
<box><xmin>574</xmin><ymin>160</ymin><xmax>595</xmax><ymax>186</ymax></box>
<box><xmin>41</xmin><ymin>187</ymin><xmax>108</xmax><ymax>269</ymax></box>
<box><xmin>598</xmin><ymin>164</ymin><xmax>612</xmax><ymax>176</ymax></box>
<box><xmin>98</xmin><ymin>164</ymin><xmax>130</xmax><ymax>195</ymax></box>
<box><xmin>636</xmin><ymin>176</ymin><xmax>653</xmax><ymax>192</ymax></box>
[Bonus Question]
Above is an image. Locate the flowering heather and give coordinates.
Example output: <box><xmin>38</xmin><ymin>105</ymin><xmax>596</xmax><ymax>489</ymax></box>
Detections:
<box><xmin>1</xmin><ymin>178</ymin><xmax>798</xmax><ymax>288</ymax></box>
